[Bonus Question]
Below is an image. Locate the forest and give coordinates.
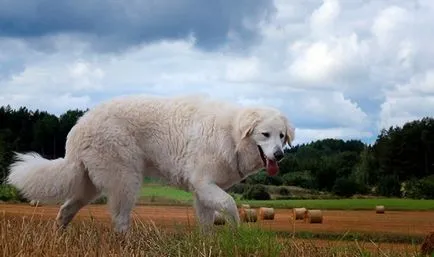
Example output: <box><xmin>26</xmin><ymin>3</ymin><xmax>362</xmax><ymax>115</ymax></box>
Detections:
<box><xmin>0</xmin><ymin>105</ymin><xmax>433</xmax><ymax>200</ymax></box>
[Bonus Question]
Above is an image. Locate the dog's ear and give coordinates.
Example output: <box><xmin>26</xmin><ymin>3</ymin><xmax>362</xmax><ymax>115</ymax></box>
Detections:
<box><xmin>282</xmin><ymin>116</ymin><xmax>295</xmax><ymax>146</ymax></box>
<box><xmin>236</xmin><ymin>109</ymin><xmax>261</xmax><ymax>140</ymax></box>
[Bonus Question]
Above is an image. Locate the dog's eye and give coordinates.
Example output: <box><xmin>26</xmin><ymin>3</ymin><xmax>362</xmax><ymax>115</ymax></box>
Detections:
<box><xmin>262</xmin><ymin>132</ymin><xmax>270</xmax><ymax>138</ymax></box>
<box><xmin>280</xmin><ymin>133</ymin><xmax>284</xmax><ymax>139</ymax></box>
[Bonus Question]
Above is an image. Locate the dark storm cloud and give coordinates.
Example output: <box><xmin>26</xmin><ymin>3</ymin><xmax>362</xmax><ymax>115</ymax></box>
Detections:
<box><xmin>0</xmin><ymin>0</ymin><xmax>276</xmax><ymax>51</ymax></box>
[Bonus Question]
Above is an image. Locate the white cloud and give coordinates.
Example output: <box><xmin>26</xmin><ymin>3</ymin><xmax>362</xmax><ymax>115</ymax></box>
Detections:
<box><xmin>289</xmin><ymin>41</ymin><xmax>337</xmax><ymax>83</ymax></box>
<box><xmin>68</xmin><ymin>61</ymin><xmax>105</xmax><ymax>91</ymax></box>
<box><xmin>379</xmin><ymin>95</ymin><xmax>434</xmax><ymax>130</ymax></box>
<box><xmin>392</xmin><ymin>70</ymin><xmax>434</xmax><ymax>97</ymax></box>
<box><xmin>371</xmin><ymin>6</ymin><xmax>410</xmax><ymax>48</ymax></box>
<box><xmin>0</xmin><ymin>93</ymin><xmax>91</xmax><ymax>115</ymax></box>
<box><xmin>310</xmin><ymin>0</ymin><xmax>341</xmax><ymax>36</ymax></box>
<box><xmin>235</xmin><ymin>91</ymin><xmax>370</xmax><ymax>136</ymax></box>
<box><xmin>303</xmin><ymin>92</ymin><xmax>368</xmax><ymax>127</ymax></box>
<box><xmin>379</xmin><ymin>70</ymin><xmax>434</xmax><ymax>129</ymax></box>
<box><xmin>224</xmin><ymin>56</ymin><xmax>261</xmax><ymax>82</ymax></box>
<box><xmin>294</xmin><ymin>127</ymin><xmax>373</xmax><ymax>145</ymax></box>
<box><xmin>1</xmin><ymin>0</ymin><xmax>433</xmax><ymax>145</ymax></box>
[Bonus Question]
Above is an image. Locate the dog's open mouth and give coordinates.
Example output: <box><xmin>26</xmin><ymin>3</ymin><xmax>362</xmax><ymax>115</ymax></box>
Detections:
<box><xmin>257</xmin><ymin>145</ymin><xmax>279</xmax><ymax>176</ymax></box>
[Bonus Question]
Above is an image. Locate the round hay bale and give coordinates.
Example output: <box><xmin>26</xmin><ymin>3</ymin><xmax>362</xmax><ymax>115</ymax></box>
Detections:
<box><xmin>259</xmin><ymin>207</ymin><xmax>275</xmax><ymax>220</ymax></box>
<box><xmin>293</xmin><ymin>207</ymin><xmax>307</xmax><ymax>220</ymax></box>
<box><xmin>420</xmin><ymin>232</ymin><xmax>434</xmax><ymax>256</ymax></box>
<box><xmin>304</xmin><ymin>209</ymin><xmax>323</xmax><ymax>224</ymax></box>
<box><xmin>240</xmin><ymin>208</ymin><xmax>257</xmax><ymax>223</ymax></box>
<box><xmin>375</xmin><ymin>205</ymin><xmax>385</xmax><ymax>214</ymax></box>
<box><xmin>241</xmin><ymin>204</ymin><xmax>250</xmax><ymax>209</ymax></box>
<box><xmin>29</xmin><ymin>200</ymin><xmax>41</xmax><ymax>207</ymax></box>
<box><xmin>213</xmin><ymin>211</ymin><xmax>226</xmax><ymax>226</ymax></box>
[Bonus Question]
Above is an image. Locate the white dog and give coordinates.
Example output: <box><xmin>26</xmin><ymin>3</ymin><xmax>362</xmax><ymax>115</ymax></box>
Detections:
<box><xmin>7</xmin><ymin>94</ymin><xmax>295</xmax><ymax>233</ymax></box>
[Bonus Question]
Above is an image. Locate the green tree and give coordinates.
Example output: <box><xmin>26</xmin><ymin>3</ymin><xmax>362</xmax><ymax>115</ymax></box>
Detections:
<box><xmin>376</xmin><ymin>174</ymin><xmax>401</xmax><ymax>197</ymax></box>
<box><xmin>32</xmin><ymin>114</ymin><xmax>59</xmax><ymax>158</ymax></box>
<box><xmin>332</xmin><ymin>177</ymin><xmax>360</xmax><ymax>197</ymax></box>
<box><xmin>352</xmin><ymin>147</ymin><xmax>379</xmax><ymax>186</ymax></box>
<box><xmin>373</xmin><ymin>117</ymin><xmax>434</xmax><ymax>181</ymax></box>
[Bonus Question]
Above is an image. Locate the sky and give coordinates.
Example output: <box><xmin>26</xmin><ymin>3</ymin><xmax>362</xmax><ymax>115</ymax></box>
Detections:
<box><xmin>0</xmin><ymin>0</ymin><xmax>433</xmax><ymax>145</ymax></box>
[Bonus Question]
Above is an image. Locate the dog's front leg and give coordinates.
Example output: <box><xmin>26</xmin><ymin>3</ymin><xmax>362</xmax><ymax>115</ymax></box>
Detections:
<box><xmin>193</xmin><ymin>182</ymin><xmax>240</xmax><ymax>229</ymax></box>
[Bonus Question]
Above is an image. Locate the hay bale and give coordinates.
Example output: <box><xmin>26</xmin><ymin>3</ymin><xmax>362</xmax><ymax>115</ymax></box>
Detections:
<box><xmin>241</xmin><ymin>204</ymin><xmax>250</xmax><ymax>209</ymax></box>
<box><xmin>29</xmin><ymin>200</ymin><xmax>41</xmax><ymax>207</ymax></box>
<box><xmin>304</xmin><ymin>209</ymin><xmax>323</xmax><ymax>224</ymax></box>
<box><xmin>259</xmin><ymin>207</ymin><xmax>275</xmax><ymax>220</ymax></box>
<box><xmin>375</xmin><ymin>205</ymin><xmax>385</xmax><ymax>214</ymax></box>
<box><xmin>240</xmin><ymin>208</ymin><xmax>257</xmax><ymax>222</ymax></box>
<box><xmin>293</xmin><ymin>207</ymin><xmax>307</xmax><ymax>220</ymax></box>
<box><xmin>213</xmin><ymin>211</ymin><xmax>226</xmax><ymax>225</ymax></box>
<box><xmin>420</xmin><ymin>232</ymin><xmax>434</xmax><ymax>256</ymax></box>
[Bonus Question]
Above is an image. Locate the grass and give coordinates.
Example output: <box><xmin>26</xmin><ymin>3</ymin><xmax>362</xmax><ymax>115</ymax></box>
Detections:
<box><xmin>0</xmin><ymin>213</ymin><xmax>425</xmax><ymax>257</ymax></box>
<box><xmin>140</xmin><ymin>184</ymin><xmax>194</xmax><ymax>203</ymax></box>
<box><xmin>139</xmin><ymin>184</ymin><xmax>434</xmax><ymax>211</ymax></box>
<box><xmin>276</xmin><ymin>231</ymin><xmax>425</xmax><ymax>245</ymax></box>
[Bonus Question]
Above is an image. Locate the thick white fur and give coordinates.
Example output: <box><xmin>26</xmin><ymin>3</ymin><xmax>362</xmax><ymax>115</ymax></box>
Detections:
<box><xmin>7</xmin><ymin>94</ymin><xmax>295</xmax><ymax>233</ymax></box>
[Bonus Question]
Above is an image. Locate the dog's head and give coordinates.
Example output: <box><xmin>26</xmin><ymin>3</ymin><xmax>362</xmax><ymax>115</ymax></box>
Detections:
<box><xmin>233</xmin><ymin>107</ymin><xmax>295</xmax><ymax>176</ymax></box>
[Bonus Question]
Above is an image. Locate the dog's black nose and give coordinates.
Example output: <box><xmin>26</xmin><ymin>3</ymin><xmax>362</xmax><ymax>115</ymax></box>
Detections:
<box><xmin>274</xmin><ymin>150</ymin><xmax>284</xmax><ymax>161</ymax></box>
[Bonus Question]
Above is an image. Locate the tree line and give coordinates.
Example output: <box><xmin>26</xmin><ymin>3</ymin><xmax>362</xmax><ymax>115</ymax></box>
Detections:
<box><xmin>0</xmin><ymin>105</ymin><xmax>86</xmax><ymax>183</ymax></box>
<box><xmin>0</xmin><ymin>105</ymin><xmax>433</xmax><ymax>199</ymax></box>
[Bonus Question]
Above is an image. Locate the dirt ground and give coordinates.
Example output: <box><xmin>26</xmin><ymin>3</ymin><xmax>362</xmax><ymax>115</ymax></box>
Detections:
<box><xmin>1</xmin><ymin>203</ymin><xmax>432</xmax><ymax>253</ymax></box>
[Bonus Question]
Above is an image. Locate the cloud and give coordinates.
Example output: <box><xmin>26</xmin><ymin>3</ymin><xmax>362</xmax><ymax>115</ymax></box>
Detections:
<box><xmin>294</xmin><ymin>127</ymin><xmax>373</xmax><ymax>145</ymax></box>
<box><xmin>0</xmin><ymin>0</ymin><xmax>276</xmax><ymax>51</ymax></box>
<box><xmin>379</xmin><ymin>70</ymin><xmax>434</xmax><ymax>129</ymax></box>
<box><xmin>310</xmin><ymin>0</ymin><xmax>341</xmax><ymax>37</ymax></box>
<box><xmin>0</xmin><ymin>0</ymin><xmax>433</xmax><ymax>145</ymax></box>
<box><xmin>287</xmin><ymin>34</ymin><xmax>370</xmax><ymax>87</ymax></box>
<box><xmin>0</xmin><ymin>93</ymin><xmax>91</xmax><ymax>116</ymax></box>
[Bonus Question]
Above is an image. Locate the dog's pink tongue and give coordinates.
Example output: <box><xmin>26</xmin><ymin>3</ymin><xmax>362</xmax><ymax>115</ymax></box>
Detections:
<box><xmin>266</xmin><ymin>159</ymin><xmax>279</xmax><ymax>176</ymax></box>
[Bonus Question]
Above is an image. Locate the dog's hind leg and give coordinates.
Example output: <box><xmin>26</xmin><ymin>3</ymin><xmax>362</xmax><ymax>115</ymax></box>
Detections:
<box><xmin>78</xmin><ymin>124</ymin><xmax>144</xmax><ymax>233</ymax></box>
<box><xmin>55</xmin><ymin>173</ymin><xmax>100</xmax><ymax>230</ymax></box>
<box><xmin>105</xmin><ymin>169</ymin><xmax>142</xmax><ymax>234</ymax></box>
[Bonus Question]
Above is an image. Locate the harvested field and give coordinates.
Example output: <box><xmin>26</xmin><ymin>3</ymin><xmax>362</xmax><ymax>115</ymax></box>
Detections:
<box><xmin>1</xmin><ymin>203</ymin><xmax>432</xmax><ymax>237</ymax></box>
<box><xmin>0</xmin><ymin>203</ymin><xmax>432</xmax><ymax>254</ymax></box>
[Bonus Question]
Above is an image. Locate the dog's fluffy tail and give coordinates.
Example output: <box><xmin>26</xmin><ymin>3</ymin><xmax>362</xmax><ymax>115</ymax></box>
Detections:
<box><xmin>7</xmin><ymin>152</ymin><xmax>84</xmax><ymax>203</ymax></box>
